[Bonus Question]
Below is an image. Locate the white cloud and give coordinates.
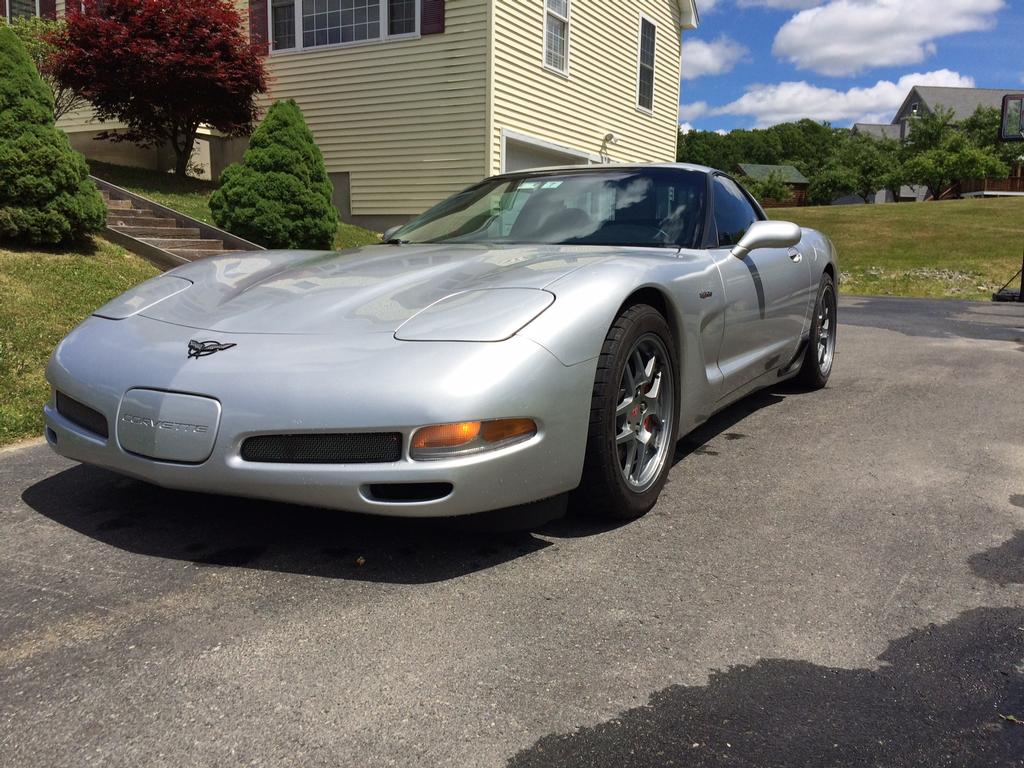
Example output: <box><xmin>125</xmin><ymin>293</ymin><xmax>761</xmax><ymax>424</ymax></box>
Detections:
<box><xmin>715</xmin><ymin>129</ymin><xmax>729</xmax><ymax>135</ymax></box>
<box><xmin>679</xmin><ymin>122</ymin><xmax>695</xmax><ymax>134</ymax></box>
<box><xmin>681</xmin><ymin>36</ymin><xmax>749</xmax><ymax>80</ymax></box>
<box><xmin>679</xmin><ymin>101</ymin><xmax>710</xmax><ymax>121</ymax></box>
<box><xmin>711</xmin><ymin>69</ymin><xmax>976</xmax><ymax>127</ymax></box>
<box><xmin>773</xmin><ymin>0</ymin><xmax>1004</xmax><ymax>76</ymax></box>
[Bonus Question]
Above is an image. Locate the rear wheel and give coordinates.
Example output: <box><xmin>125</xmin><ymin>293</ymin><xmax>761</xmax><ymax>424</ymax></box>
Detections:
<box><xmin>797</xmin><ymin>273</ymin><xmax>837</xmax><ymax>388</ymax></box>
<box><xmin>571</xmin><ymin>304</ymin><xmax>679</xmax><ymax>520</ymax></box>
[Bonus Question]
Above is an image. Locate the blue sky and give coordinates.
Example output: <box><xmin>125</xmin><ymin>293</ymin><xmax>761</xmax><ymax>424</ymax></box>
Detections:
<box><xmin>678</xmin><ymin>0</ymin><xmax>1024</xmax><ymax>133</ymax></box>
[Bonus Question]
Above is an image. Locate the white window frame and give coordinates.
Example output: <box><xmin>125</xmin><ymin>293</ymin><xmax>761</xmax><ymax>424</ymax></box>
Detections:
<box><xmin>542</xmin><ymin>0</ymin><xmax>570</xmax><ymax>77</ymax></box>
<box><xmin>5</xmin><ymin>0</ymin><xmax>41</xmax><ymax>21</ymax></box>
<box><xmin>635</xmin><ymin>12</ymin><xmax>657</xmax><ymax>115</ymax></box>
<box><xmin>269</xmin><ymin>0</ymin><xmax>420</xmax><ymax>55</ymax></box>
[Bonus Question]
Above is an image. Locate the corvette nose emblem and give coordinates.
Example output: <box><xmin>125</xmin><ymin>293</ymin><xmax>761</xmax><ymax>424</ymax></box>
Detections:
<box><xmin>187</xmin><ymin>340</ymin><xmax>236</xmax><ymax>359</ymax></box>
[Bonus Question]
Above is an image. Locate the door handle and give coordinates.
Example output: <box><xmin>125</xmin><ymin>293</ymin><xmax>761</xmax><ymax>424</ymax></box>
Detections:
<box><xmin>788</xmin><ymin>249</ymin><xmax>802</xmax><ymax>263</ymax></box>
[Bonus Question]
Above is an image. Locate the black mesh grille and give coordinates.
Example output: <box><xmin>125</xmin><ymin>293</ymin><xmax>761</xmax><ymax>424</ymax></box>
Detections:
<box><xmin>240</xmin><ymin>432</ymin><xmax>402</xmax><ymax>464</ymax></box>
<box><xmin>56</xmin><ymin>392</ymin><xmax>109</xmax><ymax>439</ymax></box>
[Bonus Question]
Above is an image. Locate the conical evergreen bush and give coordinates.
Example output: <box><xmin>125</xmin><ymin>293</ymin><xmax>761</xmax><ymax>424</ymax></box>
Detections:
<box><xmin>0</xmin><ymin>24</ymin><xmax>105</xmax><ymax>246</ymax></box>
<box><xmin>210</xmin><ymin>99</ymin><xmax>337</xmax><ymax>249</ymax></box>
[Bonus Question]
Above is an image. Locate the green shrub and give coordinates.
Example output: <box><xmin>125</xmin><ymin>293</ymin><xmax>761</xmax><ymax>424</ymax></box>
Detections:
<box><xmin>0</xmin><ymin>24</ymin><xmax>105</xmax><ymax>246</ymax></box>
<box><xmin>210</xmin><ymin>99</ymin><xmax>337</xmax><ymax>249</ymax></box>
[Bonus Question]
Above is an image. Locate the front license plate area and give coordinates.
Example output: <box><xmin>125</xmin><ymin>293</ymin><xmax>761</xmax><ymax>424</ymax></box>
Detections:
<box><xmin>116</xmin><ymin>389</ymin><xmax>221</xmax><ymax>463</ymax></box>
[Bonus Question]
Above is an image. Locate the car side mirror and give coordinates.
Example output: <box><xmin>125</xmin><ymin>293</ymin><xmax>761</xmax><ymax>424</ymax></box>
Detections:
<box><xmin>382</xmin><ymin>225</ymin><xmax>402</xmax><ymax>242</ymax></box>
<box><xmin>731</xmin><ymin>220</ymin><xmax>802</xmax><ymax>259</ymax></box>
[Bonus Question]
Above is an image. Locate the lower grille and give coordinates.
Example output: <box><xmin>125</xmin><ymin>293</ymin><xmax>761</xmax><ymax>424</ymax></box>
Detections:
<box><xmin>240</xmin><ymin>432</ymin><xmax>403</xmax><ymax>464</ymax></box>
<box><xmin>56</xmin><ymin>392</ymin><xmax>109</xmax><ymax>439</ymax></box>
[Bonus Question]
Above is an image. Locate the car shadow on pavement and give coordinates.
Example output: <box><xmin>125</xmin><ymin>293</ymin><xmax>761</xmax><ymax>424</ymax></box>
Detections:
<box><xmin>673</xmin><ymin>388</ymin><xmax>789</xmax><ymax>464</ymax></box>
<box><xmin>507</xmin><ymin>605</ymin><xmax>1024</xmax><ymax>767</ymax></box>
<box><xmin>21</xmin><ymin>464</ymin><xmax>554</xmax><ymax>584</ymax></box>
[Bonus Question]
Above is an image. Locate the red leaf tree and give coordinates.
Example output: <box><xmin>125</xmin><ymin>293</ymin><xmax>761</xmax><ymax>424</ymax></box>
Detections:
<box><xmin>51</xmin><ymin>0</ymin><xmax>268</xmax><ymax>177</ymax></box>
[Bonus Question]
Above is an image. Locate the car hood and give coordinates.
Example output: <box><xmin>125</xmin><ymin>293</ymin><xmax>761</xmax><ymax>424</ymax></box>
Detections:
<box><xmin>137</xmin><ymin>243</ymin><xmax>604</xmax><ymax>335</ymax></box>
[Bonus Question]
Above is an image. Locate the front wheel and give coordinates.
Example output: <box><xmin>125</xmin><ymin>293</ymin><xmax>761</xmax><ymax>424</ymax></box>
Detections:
<box><xmin>571</xmin><ymin>304</ymin><xmax>679</xmax><ymax>520</ymax></box>
<box><xmin>797</xmin><ymin>272</ymin><xmax>837</xmax><ymax>388</ymax></box>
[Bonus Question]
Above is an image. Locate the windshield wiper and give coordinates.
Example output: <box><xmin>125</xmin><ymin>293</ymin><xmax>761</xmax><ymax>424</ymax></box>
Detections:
<box><xmin>385</xmin><ymin>237</ymin><xmax>409</xmax><ymax>245</ymax></box>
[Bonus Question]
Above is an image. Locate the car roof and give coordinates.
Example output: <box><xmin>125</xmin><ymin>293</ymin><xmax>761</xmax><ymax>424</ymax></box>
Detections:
<box><xmin>492</xmin><ymin>162</ymin><xmax>717</xmax><ymax>179</ymax></box>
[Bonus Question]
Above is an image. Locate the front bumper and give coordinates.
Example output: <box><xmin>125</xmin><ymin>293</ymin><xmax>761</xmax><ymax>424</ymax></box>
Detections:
<box><xmin>44</xmin><ymin>316</ymin><xmax>595</xmax><ymax>517</ymax></box>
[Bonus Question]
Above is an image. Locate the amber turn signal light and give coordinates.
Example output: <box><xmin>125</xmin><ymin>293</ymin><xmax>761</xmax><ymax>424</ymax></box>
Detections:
<box><xmin>410</xmin><ymin>418</ymin><xmax>537</xmax><ymax>460</ymax></box>
<box><xmin>411</xmin><ymin>421</ymin><xmax>481</xmax><ymax>450</ymax></box>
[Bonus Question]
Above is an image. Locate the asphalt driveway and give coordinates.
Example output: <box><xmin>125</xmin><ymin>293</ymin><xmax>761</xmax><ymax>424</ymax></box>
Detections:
<box><xmin>2</xmin><ymin>295</ymin><xmax>1023</xmax><ymax>767</ymax></box>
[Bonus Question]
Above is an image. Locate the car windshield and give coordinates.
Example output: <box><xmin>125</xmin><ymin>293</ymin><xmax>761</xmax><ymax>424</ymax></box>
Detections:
<box><xmin>390</xmin><ymin>168</ymin><xmax>707</xmax><ymax>249</ymax></box>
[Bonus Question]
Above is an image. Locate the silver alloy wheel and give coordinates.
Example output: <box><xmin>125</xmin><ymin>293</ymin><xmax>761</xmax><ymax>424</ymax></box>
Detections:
<box><xmin>817</xmin><ymin>283</ymin><xmax>837</xmax><ymax>375</ymax></box>
<box><xmin>615</xmin><ymin>333</ymin><xmax>674</xmax><ymax>493</ymax></box>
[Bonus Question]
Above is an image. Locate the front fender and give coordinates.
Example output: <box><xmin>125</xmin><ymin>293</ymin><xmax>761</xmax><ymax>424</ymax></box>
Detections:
<box><xmin>518</xmin><ymin>253</ymin><xmax>728</xmax><ymax>435</ymax></box>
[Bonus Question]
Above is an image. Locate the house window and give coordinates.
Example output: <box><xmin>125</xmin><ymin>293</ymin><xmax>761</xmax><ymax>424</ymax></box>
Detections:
<box><xmin>271</xmin><ymin>0</ymin><xmax>419</xmax><ymax>52</ymax></box>
<box><xmin>388</xmin><ymin>0</ymin><xmax>416</xmax><ymax>35</ymax></box>
<box><xmin>637</xmin><ymin>15</ymin><xmax>656</xmax><ymax>112</ymax></box>
<box><xmin>544</xmin><ymin>0</ymin><xmax>569</xmax><ymax>74</ymax></box>
<box><xmin>7</xmin><ymin>0</ymin><xmax>38</xmax><ymax>20</ymax></box>
<box><xmin>272</xmin><ymin>0</ymin><xmax>297</xmax><ymax>50</ymax></box>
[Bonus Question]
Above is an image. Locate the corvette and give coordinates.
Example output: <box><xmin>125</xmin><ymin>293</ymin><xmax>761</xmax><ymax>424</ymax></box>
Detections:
<box><xmin>44</xmin><ymin>164</ymin><xmax>837</xmax><ymax>520</ymax></box>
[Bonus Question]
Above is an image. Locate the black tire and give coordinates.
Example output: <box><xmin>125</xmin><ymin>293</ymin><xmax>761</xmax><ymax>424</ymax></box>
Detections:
<box><xmin>570</xmin><ymin>304</ymin><xmax>679</xmax><ymax>520</ymax></box>
<box><xmin>797</xmin><ymin>272</ymin><xmax>837</xmax><ymax>389</ymax></box>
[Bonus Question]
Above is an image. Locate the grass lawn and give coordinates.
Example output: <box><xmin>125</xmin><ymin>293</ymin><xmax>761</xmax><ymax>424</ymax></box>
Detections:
<box><xmin>0</xmin><ymin>239</ymin><xmax>159</xmax><ymax>447</ymax></box>
<box><xmin>774</xmin><ymin>197</ymin><xmax>1024</xmax><ymax>301</ymax></box>
<box><xmin>88</xmin><ymin>160</ymin><xmax>381</xmax><ymax>249</ymax></box>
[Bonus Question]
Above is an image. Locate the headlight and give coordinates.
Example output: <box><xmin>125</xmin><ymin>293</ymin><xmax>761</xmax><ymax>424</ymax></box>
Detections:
<box><xmin>93</xmin><ymin>275</ymin><xmax>192</xmax><ymax>320</ymax></box>
<box><xmin>410</xmin><ymin>418</ymin><xmax>537</xmax><ymax>460</ymax></box>
<box><xmin>395</xmin><ymin>289</ymin><xmax>554</xmax><ymax>342</ymax></box>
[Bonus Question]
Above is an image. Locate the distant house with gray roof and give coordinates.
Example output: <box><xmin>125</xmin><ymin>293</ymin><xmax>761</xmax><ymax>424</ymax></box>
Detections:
<box><xmin>855</xmin><ymin>86</ymin><xmax>1012</xmax><ymax>142</ymax></box>
<box><xmin>851</xmin><ymin>85</ymin><xmax>1017</xmax><ymax>203</ymax></box>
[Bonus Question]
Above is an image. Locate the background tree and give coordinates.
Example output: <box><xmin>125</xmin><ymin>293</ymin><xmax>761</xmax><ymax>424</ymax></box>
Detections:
<box><xmin>51</xmin><ymin>0</ymin><xmax>267</xmax><ymax>178</ymax></box>
<box><xmin>806</xmin><ymin>164</ymin><xmax>856</xmax><ymax>206</ymax></box>
<box><xmin>960</xmin><ymin>105</ymin><xmax>1023</xmax><ymax>168</ymax></box>
<box><xmin>904</xmin><ymin>132</ymin><xmax>1009</xmax><ymax>200</ymax></box>
<box><xmin>830</xmin><ymin>133</ymin><xmax>889</xmax><ymax>203</ymax></box>
<box><xmin>5</xmin><ymin>16</ymin><xmax>86</xmax><ymax>121</ymax></box>
<box><xmin>903</xmin><ymin>106</ymin><xmax>955</xmax><ymax>155</ymax></box>
<box><xmin>0</xmin><ymin>24</ymin><xmax>105</xmax><ymax>245</ymax></box>
<box><xmin>210</xmin><ymin>100</ymin><xmax>337</xmax><ymax>250</ymax></box>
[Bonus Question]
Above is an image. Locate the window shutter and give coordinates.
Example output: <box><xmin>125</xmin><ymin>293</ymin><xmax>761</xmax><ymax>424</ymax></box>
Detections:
<box><xmin>39</xmin><ymin>0</ymin><xmax>57</xmax><ymax>18</ymax></box>
<box><xmin>0</xmin><ymin>2</ymin><xmax>6</xmax><ymax>21</ymax></box>
<box><xmin>421</xmin><ymin>0</ymin><xmax>445</xmax><ymax>35</ymax></box>
<box><xmin>249</xmin><ymin>0</ymin><xmax>269</xmax><ymax>55</ymax></box>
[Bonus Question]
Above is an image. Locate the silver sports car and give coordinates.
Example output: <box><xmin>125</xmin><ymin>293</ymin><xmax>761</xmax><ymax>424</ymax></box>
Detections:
<box><xmin>45</xmin><ymin>164</ymin><xmax>837</xmax><ymax>521</ymax></box>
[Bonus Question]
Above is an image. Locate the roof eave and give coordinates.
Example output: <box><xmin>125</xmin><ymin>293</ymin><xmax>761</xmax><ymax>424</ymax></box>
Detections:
<box><xmin>677</xmin><ymin>0</ymin><xmax>699</xmax><ymax>30</ymax></box>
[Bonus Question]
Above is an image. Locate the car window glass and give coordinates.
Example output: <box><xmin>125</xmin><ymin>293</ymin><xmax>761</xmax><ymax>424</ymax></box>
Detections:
<box><xmin>713</xmin><ymin>176</ymin><xmax>757</xmax><ymax>247</ymax></box>
<box><xmin>392</xmin><ymin>169</ymin><xmax>707</xmax><ymax>249</ymax></box>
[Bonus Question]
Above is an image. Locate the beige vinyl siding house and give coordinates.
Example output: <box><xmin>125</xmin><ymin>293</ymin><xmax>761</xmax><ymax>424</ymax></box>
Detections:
<box><xmin>490</xmin><ymin>0</ymin><xmax>684</xmax><ymax>175</ymax></box>
<box><xmin>45</xmin><ymin>0</ymin><xmax>699</xmax><ymax>230</ymax></box>
<box><xmin>256</xmin><ymin>0</ymin><xmax>490</xmax><ymax>227</ymax></box>
<box><xmin>257</xmin><ymin>0</ymin><xmax>698</xmax><ymax>228</ymax></box>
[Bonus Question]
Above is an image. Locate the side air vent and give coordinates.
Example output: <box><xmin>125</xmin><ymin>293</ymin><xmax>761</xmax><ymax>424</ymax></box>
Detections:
<box><xmin>56</xmin><ymin>392</ymin><xmax>109</xmax><ymax>439</ymax></box>
<box><xmin>240</xmin><ymin>432</ymin><xmax>402</xmax><ymax>464</ymax></box>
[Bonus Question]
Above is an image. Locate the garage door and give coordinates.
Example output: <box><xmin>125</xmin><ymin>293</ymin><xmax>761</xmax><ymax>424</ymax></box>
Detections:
<box><xmin>504</xmin><ymin>138</ymin><xmax>592</xmax><ymax>173</ymax></box>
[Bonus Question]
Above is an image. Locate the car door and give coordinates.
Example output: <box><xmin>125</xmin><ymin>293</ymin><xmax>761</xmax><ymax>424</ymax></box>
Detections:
<box><xmin>710</xmin><ymin>175</ymin><xmax>810</xmax><ymax>395</ymax></box>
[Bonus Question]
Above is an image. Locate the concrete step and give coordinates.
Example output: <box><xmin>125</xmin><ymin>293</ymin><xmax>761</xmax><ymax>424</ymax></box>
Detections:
<box><xmin>140</xmin><ymin>237</ymin><xmax>222</xmax><ymax>250</ymax></box>
<box><xmin>108</xmin><ymin>207</ymin><xmax>154</xmax><ymax>218</ymax></box>
<box><xmin>167</xmin><ymin>248</ymin><xmax>242</xmax><ymax>260</ymax></box>
<box><xmin>113</xmin><ymin>225</ymin><xmax>201</xmax><ymax>238</ymax></box>
<box><xmin>106</xmin><ymin>198</ymin><xmax>134</xmax><ymax>210</ymax></box>
<box><xmin>106</xmin><ymin>215</ymin><xmax>177</xmax><ymax>228</ymax></box>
